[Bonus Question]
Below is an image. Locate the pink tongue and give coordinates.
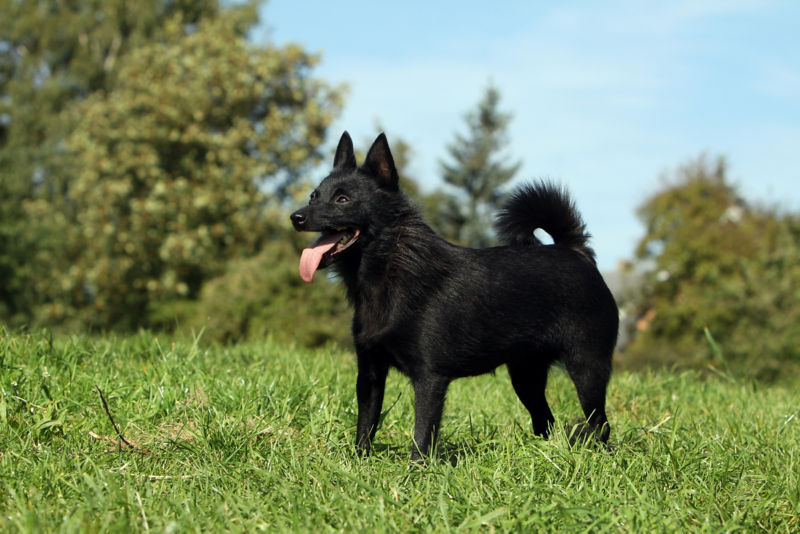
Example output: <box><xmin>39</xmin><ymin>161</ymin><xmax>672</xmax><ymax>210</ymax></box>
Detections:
<box><xmin>299</xmin><ymin>233</ymin><xmax>344</xmax><ymax>282</ymax></box>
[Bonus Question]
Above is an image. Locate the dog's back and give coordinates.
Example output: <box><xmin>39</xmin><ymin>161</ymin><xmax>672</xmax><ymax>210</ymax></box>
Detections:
<box><xmin>363</xmin><ymin>185</ymin><xmax>617</xmax><ymax>376</ymax></box>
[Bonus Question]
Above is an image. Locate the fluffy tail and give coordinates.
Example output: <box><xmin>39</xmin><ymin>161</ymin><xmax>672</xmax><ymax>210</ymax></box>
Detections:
<box><xmin>494</xmin><ymin>181</ymin><xmax>596</xmax><ymax>264</ymax></box>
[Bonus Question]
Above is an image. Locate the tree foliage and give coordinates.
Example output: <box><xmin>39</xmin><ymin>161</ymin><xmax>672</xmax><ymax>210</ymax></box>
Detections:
<box><xmin>0</xmin><ymin>1</ymin><xmax>344</xmax><ymax>331</ymax></box>
<box><xmin>0</xmin><ymin>0</ymin><xmax>226</xmax><ymax>324</ymax></box>
<box><xmin>439</xmin><ymin>84</ymin><xmax>520</xmax><ymax>246</ymax></box>
<box><xmin>624</xmin><ymin>156</ymin><xmax>800</xmax><ymax>382</ymax></box>
<box><xmin>53</xmin><ymin>10</ymin><xmax>342</xmax><ymax>329</ymax></box>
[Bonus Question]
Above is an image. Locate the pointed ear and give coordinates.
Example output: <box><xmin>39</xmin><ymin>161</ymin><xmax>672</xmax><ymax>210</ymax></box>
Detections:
<box><xmin>361</xmin><ymin>133</ymin><xmax>399</xmax><ymax>191</ymax></box>
<box><xmin>333</xmin><ymin>131</ymin><xmax>356</xmax><ymax>170</ymax></box>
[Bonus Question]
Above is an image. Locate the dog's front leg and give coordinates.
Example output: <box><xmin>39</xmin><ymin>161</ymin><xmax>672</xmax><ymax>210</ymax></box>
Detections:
<box><xmin>355</xmin><ymin>353</ymin><xmax>389</xmax><ymax>457</ymax></box>
<box><xmin>410</xmin><ymin>374</ymin><xmax>450</xmax><ymax>461</ymax></box>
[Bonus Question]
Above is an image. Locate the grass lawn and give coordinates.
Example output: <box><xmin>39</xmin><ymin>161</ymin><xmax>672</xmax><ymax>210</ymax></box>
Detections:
<box><xmin>1</xmin><ymin>331</ymin><xmax>799</xmax><ymax>532</ymax></box>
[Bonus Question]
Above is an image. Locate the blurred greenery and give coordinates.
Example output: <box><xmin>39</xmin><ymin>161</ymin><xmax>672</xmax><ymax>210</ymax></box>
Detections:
<box><xmin>60</xmin><ymin>9</ymin><xmax>341</xmax><ymax>328</ymax></box>
<box><xmin>0</xmin><ymin>0</ymin><xmax>228</xmax><ymax>325</ymax></box>
<box><xmin>150</xmin><ymin>231</ymin><xmax>352</xmax><ymax>348</ymax></box>
<box><xmin>1</xmin><ymin>0</ymin><xmax>343</xmax><ymax>331</ymax></box>
<box><xmin>620</xmin><ymin>155</ymin><xmax>800</xmax><ymax>382</ymax></box>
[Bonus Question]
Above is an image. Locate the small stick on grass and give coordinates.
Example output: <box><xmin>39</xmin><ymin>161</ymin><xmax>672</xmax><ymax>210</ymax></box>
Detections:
<box><xmin>95</xmin><ymin>385</ymin><xmax>136</xmax><ymax>450</ymax></box>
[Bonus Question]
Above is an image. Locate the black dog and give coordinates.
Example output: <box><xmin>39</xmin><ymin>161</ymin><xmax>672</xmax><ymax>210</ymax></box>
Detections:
<box><xmin>291</xmin><ymin>132</ymin><xmax>618</xmax><ymax>460</ymax></box>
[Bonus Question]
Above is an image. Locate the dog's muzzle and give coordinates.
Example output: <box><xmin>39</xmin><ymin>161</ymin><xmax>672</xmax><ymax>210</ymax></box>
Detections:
<box><xmin>290</xmin><ymin>209</ymin><xmax>307</xmax><ymax>230</ymax></box>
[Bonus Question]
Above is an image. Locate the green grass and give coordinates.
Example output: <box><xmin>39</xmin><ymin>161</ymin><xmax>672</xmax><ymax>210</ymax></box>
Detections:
<box><xmin>1</xmin><ymin>331</ymin><xmax>798</xmax><ymax>532</ymax></box>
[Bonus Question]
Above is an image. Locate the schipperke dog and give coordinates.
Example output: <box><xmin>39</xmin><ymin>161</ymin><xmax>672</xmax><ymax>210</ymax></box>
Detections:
<box><xmin>290</xmin><ymin>132</ymin><xmax>618</xmax><ymax>460</ymax></box>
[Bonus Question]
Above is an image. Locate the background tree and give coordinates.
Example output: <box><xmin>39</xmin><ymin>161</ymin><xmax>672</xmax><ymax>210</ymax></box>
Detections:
<box><xmin>0</xmin><ymin>0</ymin><xmax>225</xmax><ymax>325</ymax></box>
<box><xmin>623</xmin><ymin>155</ymin><xmax>800</xmax><ymax>382</ymax></box>
<box><xmin>53</xmin><ymin>9</ymin><xmax>342</xmax><ymax>329</ymax></box>
<box><xmin>439</xmin><ymin>84</ymin><xmax>521</xmax><ymax>246</ymax></box>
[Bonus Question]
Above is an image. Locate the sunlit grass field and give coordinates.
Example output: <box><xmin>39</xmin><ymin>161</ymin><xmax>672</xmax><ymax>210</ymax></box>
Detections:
<box><xmin>1</xmin><ymin>331</ymin><xmax>798</xmax><ymax>532</ymax></box>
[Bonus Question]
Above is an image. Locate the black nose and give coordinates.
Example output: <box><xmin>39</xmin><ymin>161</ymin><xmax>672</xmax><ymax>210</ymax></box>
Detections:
<box><xmin>290</xmin><ymin>210</ymin><xmax>306</xmax><ymax>228</ymax></box>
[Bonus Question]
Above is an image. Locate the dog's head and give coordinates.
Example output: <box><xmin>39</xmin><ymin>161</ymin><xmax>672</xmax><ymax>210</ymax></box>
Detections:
<box><xmin>290</xmin><ymin>131</ymin><xmax>400</xmax><ymax>282</ymax></box>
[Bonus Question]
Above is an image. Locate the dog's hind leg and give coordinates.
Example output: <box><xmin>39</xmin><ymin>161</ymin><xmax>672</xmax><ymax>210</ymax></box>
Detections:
<box><xmin>410</xmin><ymin>374</ymin><xmax>450</xmax><ymax>461</ymax></box>
<box><xmin>355</xmin><ymin>353</ymin><xmax>389</xmax><ymax>456</ymax></box>
<box><xmin>507</xmin><ymin>360</ymin><xmax>555</xmax><ymax>438</ymax></box>
<box><xmin>564</xmin><ymin>352</ymin><xmax>611</xmax><ymax>443</ymax></box>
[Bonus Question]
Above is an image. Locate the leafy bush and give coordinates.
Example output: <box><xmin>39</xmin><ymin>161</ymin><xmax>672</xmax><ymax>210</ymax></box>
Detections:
<box><xmin>153</xmin><ymin>236</ymin><xmax>352</xmax><ymax>348</ymax></box>
<box><xmin>622</xmin><ymin>156</ymin><xmax>800</xmax><ymax>382</ymax></box>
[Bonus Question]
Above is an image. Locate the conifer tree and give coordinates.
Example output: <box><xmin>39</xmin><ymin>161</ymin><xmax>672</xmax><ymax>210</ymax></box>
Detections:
<box><xmin>439</xmin><ymin>85</ymin><xmax>521</xmax><ymax>247</ymax></box>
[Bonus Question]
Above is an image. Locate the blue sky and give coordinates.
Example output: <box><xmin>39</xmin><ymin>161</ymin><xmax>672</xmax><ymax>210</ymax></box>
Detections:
<box><xmin>255</xmin><ymin>0</ymin><xmax>800</xmax><ymax>271</ymax></box>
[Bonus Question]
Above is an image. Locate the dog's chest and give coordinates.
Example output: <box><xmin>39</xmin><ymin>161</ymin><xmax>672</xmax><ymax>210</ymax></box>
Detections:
<box><xmin>353</xmin><ymin>302</ymin><xmax>420</xmax><ymax>376</ymax></box>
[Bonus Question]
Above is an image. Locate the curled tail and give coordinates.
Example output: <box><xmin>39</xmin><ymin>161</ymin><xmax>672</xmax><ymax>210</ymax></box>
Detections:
<box><xmin>495</xmin><ymin>180</ymin><xmax>596</xmax><ymax>264</ymax></box>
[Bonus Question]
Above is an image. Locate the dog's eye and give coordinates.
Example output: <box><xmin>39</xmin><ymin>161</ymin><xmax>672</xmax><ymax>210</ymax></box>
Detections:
<box><xmin>309</xmin><ymin>190</ymin><xmax>319</xmax><ymax>202</ymax></box>
<box><xmin>335</xmin><ymin>195</ymin><xmax>350</xmax><ymax>204</ymax></box>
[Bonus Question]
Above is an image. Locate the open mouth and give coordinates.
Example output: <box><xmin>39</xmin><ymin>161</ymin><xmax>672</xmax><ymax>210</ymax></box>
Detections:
<box><xmin>321</xmin><ymin>227</ymin><xmax>361</xmax><ymax>261</ymax></box>
<box><xmin>299</xmin><ymin>227</ymin><xmax>360</xmax><ymax>282</ymax></box>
